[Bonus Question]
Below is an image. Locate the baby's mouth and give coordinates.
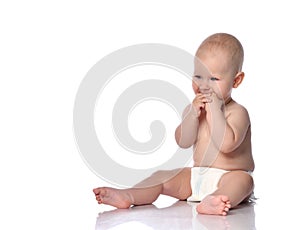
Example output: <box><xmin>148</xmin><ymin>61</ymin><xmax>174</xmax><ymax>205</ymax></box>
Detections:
<box><xmin>199</xmin><ymin>89</ymin><xmax>212</xmax><ymax>95</ymax></box>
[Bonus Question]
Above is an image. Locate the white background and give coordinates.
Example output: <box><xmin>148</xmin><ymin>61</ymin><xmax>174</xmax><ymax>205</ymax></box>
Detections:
<box><xmin>1</xmin><ymin>0</ymin><xmax>300</xmax><ymax>229</ymax></box>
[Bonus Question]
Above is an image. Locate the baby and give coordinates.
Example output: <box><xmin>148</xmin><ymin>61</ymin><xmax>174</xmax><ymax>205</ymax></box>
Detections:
<box><xmin>93</xmin><ymin>33</ymin><xmax>255</xmax><ymax>216</ymax></box>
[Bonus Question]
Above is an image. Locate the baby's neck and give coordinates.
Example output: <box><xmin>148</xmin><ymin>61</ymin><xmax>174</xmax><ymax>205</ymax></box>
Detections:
<box><xmin>225</xmin><ymin>97</ymin><xmax>233</xmax><ymax>105</ymax></box>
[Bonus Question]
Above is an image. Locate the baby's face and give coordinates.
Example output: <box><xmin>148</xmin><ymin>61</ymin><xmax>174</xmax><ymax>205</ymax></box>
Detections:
<box><xmin>193</xmin><ymin>52</ymin><xmax>235</xmax><ymax>102</ymax></box>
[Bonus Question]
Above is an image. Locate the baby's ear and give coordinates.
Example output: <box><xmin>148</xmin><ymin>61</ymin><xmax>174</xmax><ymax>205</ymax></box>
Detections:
<box><xmin>233</xmin><ymin>72</ymin><xmax>245</xmax><ymax>88</ymax></box>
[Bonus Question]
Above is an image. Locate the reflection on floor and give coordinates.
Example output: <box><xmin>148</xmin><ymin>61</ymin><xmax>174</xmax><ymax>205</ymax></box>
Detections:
<box><xmin>95</xmin><ymin>197</ymin><xmax>256</xmax><ymax>229</ymax></box>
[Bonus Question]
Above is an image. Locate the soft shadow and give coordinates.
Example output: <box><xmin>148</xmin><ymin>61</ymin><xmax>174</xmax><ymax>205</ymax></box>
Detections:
<box><xmin>95</xmin><ymin>201</ymin><xmax>256</xmax><ymax>229</ymax></box>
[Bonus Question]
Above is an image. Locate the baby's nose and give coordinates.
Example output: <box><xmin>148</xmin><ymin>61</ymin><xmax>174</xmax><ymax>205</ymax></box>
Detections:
<box><xmin>199</xmin><ymin>82</ymin><xmax>210</xmax><ymax>93</ymax></box>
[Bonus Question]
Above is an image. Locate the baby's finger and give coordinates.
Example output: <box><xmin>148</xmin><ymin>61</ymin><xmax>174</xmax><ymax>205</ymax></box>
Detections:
<box><xmin>202</xmin><ymin>96</ymin><xmax>212</xmax><ymax>103</ymax></box>
<box><xmin>196</xmin><ymin>92</ymin><xmax>212</xmax><ymax>97</ymax></box>
<box><xmin>197</xmin><ymin>94</ymin><xmax>212</xmax><ymax>103</ymax></box>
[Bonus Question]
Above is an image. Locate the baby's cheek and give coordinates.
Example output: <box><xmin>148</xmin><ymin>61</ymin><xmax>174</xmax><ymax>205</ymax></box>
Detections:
<box><xmin>212</xmin><ymin>84</ymin><xmax>223</xmax><ymax>95</ymax></box>
<box><xmin>192</xmin><ymin>81</ymin><xmax>200</xmax><ymax>94</ymax></box>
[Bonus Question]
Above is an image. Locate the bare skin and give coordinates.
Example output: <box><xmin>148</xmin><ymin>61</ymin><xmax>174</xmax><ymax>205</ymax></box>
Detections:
<box><xmin>94</xmin><ymin>187</ymin><xmax>132</xmax><ymax>209</ymax></box>
<box><xmin>196</xmin><ymin>195</ymin><xmax>231</xmax><ymax>216</ymax></box>
<box><xmin>93</xmin><ymin>33</ymin><xmax>255</xmax><ymax>216</ymax></box>
<box><xmin>94</xmin><ymin>168</ymin><xmax>192</xmax><ymax>208</ymax></box>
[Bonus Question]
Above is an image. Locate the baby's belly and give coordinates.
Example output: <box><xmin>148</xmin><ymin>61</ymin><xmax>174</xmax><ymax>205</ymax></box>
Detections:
<box><xmin>193</xmin><ymin>149</ymin><xmax>254</xmax><ymax>171</ymax></box>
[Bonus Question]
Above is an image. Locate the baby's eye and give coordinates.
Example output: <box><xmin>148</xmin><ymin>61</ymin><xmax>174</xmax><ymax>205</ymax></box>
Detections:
<box><xmin>194</xmin><ymin>75</ymin><xmax>202</xmax><ymax>79</ymax></box>
<box><xmin>210</xmin><ymin>77</ymin><xmax>219</xmax><ymax>81</ymax></box>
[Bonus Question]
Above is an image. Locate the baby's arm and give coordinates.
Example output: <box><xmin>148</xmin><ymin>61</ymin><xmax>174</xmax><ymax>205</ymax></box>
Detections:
<box><xmin>175</xmin><ymin>105</ymin><xmax>199</xmax><ymax>148</ymax></box>
<box><xmin>175</xmin><ymin>93</ymin><xmax>211</xmax><ymax>148</ymax></box>
<box><xmin>205</xmin><ymin>94</ymin><xmax>250</xmax><ymax>153</ymax></box>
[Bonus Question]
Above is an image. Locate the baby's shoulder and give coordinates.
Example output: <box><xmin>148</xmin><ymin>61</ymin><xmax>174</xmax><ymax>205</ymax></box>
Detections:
<box><xmin>230</xmin><ymin>100</ymin><xmax>248</xmax><ymax>110</ymax></box>
<box><xmin>226</xmin><ymin>100</ymin><xmax>249</xmax><ymax>117</ymax></box>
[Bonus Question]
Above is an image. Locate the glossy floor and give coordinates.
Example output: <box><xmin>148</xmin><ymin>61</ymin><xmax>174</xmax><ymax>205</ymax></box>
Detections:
<box><xmin>95</xmin><ymin>196</ymin><xmax>256</xmax><ymax>229</ymax></box>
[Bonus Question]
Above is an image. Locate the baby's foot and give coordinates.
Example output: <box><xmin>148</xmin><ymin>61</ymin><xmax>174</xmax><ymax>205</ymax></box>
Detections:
<box><xmin>196</xmin><ymin>195</ymin><xmax>231</xmax><ymax>216</ymax></box>
<box><xmin>93</xmin><ymin>187</ymin><xmax>132</xmax><ymax>209</ymax></box>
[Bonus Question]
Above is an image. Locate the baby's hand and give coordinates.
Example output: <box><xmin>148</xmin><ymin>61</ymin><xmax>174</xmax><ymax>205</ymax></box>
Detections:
<box><xmin>191</xmin><ymin>92</ymin><xmax>212</xmax><ymax>117</ymax></box>
<box><xmin>205</xmin><ymin>92</ymin><xmax>224</xmax><ymax>112</ymax></box>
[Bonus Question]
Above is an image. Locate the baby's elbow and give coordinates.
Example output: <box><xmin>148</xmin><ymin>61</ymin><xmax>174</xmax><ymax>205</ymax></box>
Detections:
<box><xmin>220</xmin><ymin>146</ymin><xmax>235</xmax><ymax>154</ymax></box>
<box><xmin>174</xmin><ymin>128</ymin><xmax>195</xmax><ymax>149</ymax></box>
<box><xmin>175</xmin><ymin>138</ymin><xmax>193</xmax><ymax>149</ymax></box>
<box><xmin>220</xmin><ymin>141</ymin><xmax>239</xmax><ymax>154</ymax></box>
<box><xmin>178</xmin><ymin>142</ymin><xmax>193</xmax><ymax>149</ymax></box>
<box><xmin>220</xmin><ymin>132</ymin><xmax>242</xmax><ymax>153</ymax></box>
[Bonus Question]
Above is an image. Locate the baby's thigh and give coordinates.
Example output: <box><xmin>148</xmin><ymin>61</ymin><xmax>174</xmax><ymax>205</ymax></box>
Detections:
<box><xmin>161</xmin><ymin>167</ymin><xmax>191</xmax><ymax>200</ymax></box>
<box><xmin>218</xmin><ymin>170</ymin><xmax>254</xmax><ymax>191</ymax></box>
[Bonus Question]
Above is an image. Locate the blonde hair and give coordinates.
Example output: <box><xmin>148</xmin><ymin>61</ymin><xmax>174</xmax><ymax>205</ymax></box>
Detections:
<box><xmin>196</xmin><ymin>33</ymin><xmax>244</xmax><ymax>74</ymax></box>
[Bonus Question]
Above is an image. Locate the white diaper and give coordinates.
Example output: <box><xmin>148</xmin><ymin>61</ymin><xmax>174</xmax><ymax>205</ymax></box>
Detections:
<box><xmin>187</xmin><ymin>167</ymin><xmax>229</xmax><ymax>202</ymax></box>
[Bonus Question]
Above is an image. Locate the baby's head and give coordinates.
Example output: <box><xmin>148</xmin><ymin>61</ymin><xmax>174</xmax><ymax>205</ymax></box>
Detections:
<box><xmin>193</xmin><ymin>33</ymin><xmax>245</xmax><ymax>100</ymax></box>
<box><xmin>196</xmin><ymin>33</ymin><xmax>244</xmax><ymax>76</ymax></box>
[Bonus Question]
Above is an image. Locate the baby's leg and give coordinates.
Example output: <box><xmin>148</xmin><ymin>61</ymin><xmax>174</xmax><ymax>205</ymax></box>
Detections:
<box><xmin>93</xmin><ymin>185</ymin><xmax>162</xmax><ymax>209</ymax></box>
<box><xmin>197</xmin><ymin>171</ymin><xmax>253</xmax><ymax>215</ymax></box>
<box><xmin>93</xmin><ymin>167</ymin><xmax>191</xmax><ymax>208</ymax></box>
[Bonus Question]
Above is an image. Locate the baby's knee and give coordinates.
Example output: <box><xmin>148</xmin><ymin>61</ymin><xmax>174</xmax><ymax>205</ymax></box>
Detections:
<box><xmin>236</xmin><ymin>171</ymin><xmax>254</xmax><ymax>190</ymax></box>
<box><xmin>150</xmin><ymin>170</ymin><xmax>170</xmax><ymax>181</ymax></box>
<box><xmin>223</xmin><ymin>171</ymin><xmax>254</xmax><ymax>189</ymax></box>
<box><xmin>151</xmin><ymin>169</ymin><xmax>182</xmax><ymax>181</ymax></box>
